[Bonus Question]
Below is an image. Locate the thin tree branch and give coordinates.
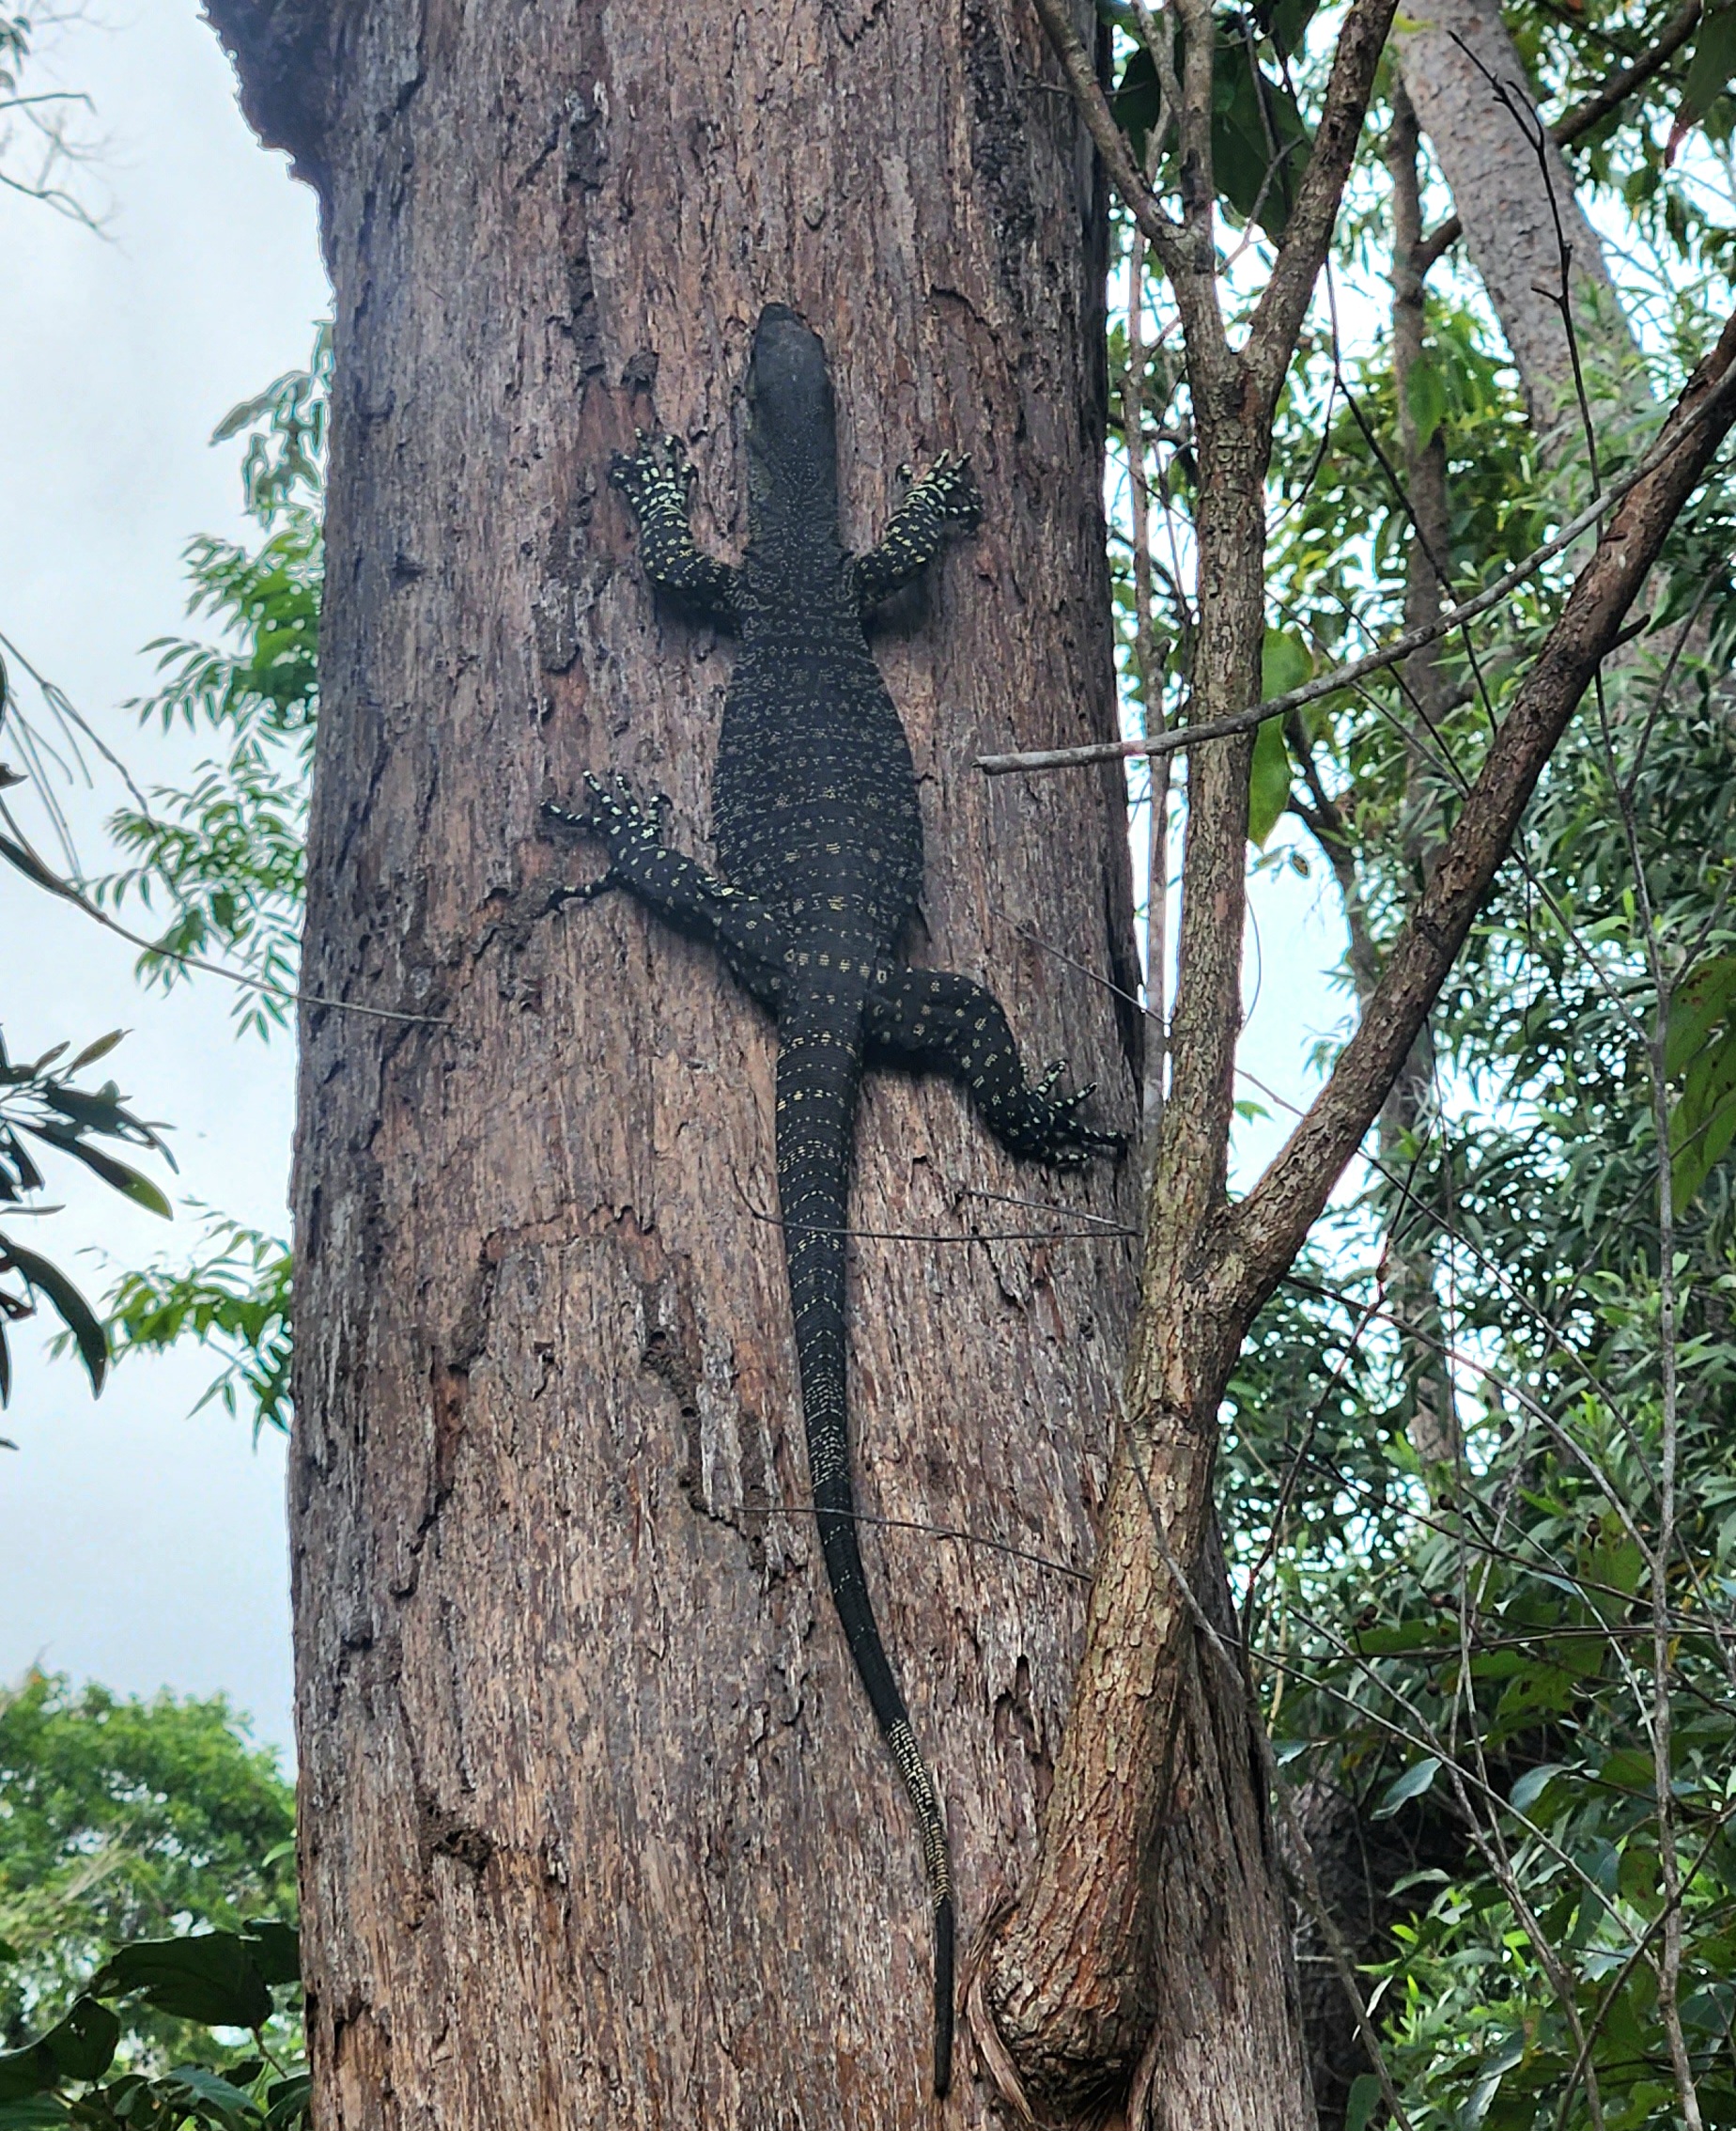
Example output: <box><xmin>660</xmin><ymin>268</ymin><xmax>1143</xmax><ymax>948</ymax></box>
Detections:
<box><xmin>1245</xmin><ymin>0</ymin><xmax>1402</xmax><ymax>397</ymax></box>
<box><xmin>1226</xmin><ymin>311</ymin><xmax>1736</xmax><ymax>1311</ymax></box>
<box><xmin>976</xmin><ymin>393</ymin><xmax>1733</xmax><ymax>775</ymax></box>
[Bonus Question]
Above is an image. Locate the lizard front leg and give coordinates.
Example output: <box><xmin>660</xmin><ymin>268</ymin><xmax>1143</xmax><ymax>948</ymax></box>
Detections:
<box><xmin>865</xmin><ymin>965</ymin><xmax>1124</xmax><ymax>1165</ymax></box>
<box><xmin>850</xmin><ymin>453</ymin><xmax>983</xmax><ymax>613</ymax></box>
<box><xmin>543</xmin><ymin>774</ymin><xmax>786</xmax><ymax>1006</ymax></box>
<box><xmin>610</xmin><ymin>432</ymin><xmax>741</xmax><ymax>630</ymax></box>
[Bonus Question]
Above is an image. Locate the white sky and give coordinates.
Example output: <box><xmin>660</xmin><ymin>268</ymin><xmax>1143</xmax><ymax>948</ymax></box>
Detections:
<box><xmin>0</xmin><ymin>4</ymin><xmax>1346</xmax><ymax>1765</ymax></box>
<box><xmin>0</xmin><ymin>1</ymin><xmax>329</xmax><ymax>1756</ymax></box>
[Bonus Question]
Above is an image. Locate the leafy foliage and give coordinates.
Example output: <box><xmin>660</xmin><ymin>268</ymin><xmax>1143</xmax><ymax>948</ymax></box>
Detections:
<box><xmin>0</xmin><ymin>1031</ymin><xmax>171</xmax><ymax>1406</ymax></box>
<box><xmin>0</xmin><ymin>1678</ymin><xmax>304</xmax><ymax>2131</ymax></box>
<box><xmin>0</xmin><ymin>6</ymin><xmax>101</xmax><ymax>227</ymax></box>
<box><xmin>105</xmin><ymin>1219</ymin><xmax>292</xmax><ymax>1439</ymax></box>
<box><xmin>91</xmin><ymin>329</ymin><xmax>327</xmax><ymax>1043</ymax></box>
<box><xmin>1110</xmin><ymin>11</ymin><xmax>1316</xmax><ymax>240</ymax></box>
<box><xmin>1099</xmin><ymin>0</ymin><xmax>1736</xmax><ymax>2101</ymax></box>
<box><xmin>0</xmin><ymin>1675</ymin><xmax>295</xmax><ymax>2067</ymax></box>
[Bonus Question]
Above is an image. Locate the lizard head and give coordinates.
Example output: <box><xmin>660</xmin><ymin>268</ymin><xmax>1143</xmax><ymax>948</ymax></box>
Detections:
<box><xmin>746</xmin><ymin>303</ymin><xmax>840</xmax><ymax>537</ymax></box>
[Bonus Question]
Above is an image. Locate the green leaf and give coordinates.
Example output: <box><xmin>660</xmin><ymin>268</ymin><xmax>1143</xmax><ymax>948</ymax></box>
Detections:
<box><xmin>1247</xmin><ymin>630</ymin><xmax>1307</xmax><ymax>846</ymax></box>
<box><xmin>1405</xmin><ymin>355</ymin><xmax>1449</xmax><ymax>443</ymax></box>
<box><xmin>240</xmin><ymin>1921</ymin><xmax>300</xmax><ymax>1987</ymax></box>
<box><xmin>23</xmin><ymin>1128</ymin><xmax>172</xmax><ymax>1218</ymax></box>
<box><xmin>65</xmin><ymin>1031</ymin><xmax>126</xmax><ymax>1074</ymax></box>
<box><xmin>0</xmin><ymin>1237</ymin><xmax>106</xmax><ymax>1394</ymax></box>
<box><xmin>1670</xmin><ymin>1037</ymin><xmax>1736</xmax><ymax>1208</ymax></box>
<box><xmin>1258</xmin><ymin>0</ymin><xmax>1320</xmax><ymax>59</ymax></box>
<box><xmin>1248</xmin><ymin>718</ymin><xmax>1292</xmax><ymax>846</ymax></box>
<box><xmin>165</xmin><ymin>2064</ymin><xmax>264</xmax><ymax>2122</ymax></box>
<box><xmin>1666</xmin><ymin>955</ymin><xmax>1736</xmax><ymax>1077</ymax></box>
<box><xmin>1669</xmin><ymin>1</ymin><xmax>1736</xmax><ymax>156</ymax></box>
<box><xmin>262</xmin><ymin>2074</ymin><xmax>311</xmax><ymax>2131</ymax></box>
<box><xmin>1344</xmin><ymin>2073</ymin><xmax>1383</xmax><ymax>2131</ymax></box>
<box><xmin>1210</xmin><ymin>34</ymin><xmax>1312</xmax><ymax>238</ymax></box>
<box><xmin>1510</xmin><ymin>1763</ymin><xmax>1565</xmax><ymax>1812</ymax></box>
<box><xmin>1262</xmin><ymin>628</ymin><xmax>1312</xmax><ymax>700</ymax></box>
<box><xmin>90</xmin><ymin>1934</ymin><xmax>271</xmax><ymax>2031</ymax></box>
<box><xmin>0</xmin><ymin>2102</ymin><xmax>70</xmax><ymax>2129</ymax></box>
<box><xmin>1109</xmin><ymin>34</ymin><xmax>1310</xmax><ymax>238</ymax></box>
<box><xmin>1374</xmin><ymin>1755</ymin><xmax>1441</xmax><ymax>1816</ymax></box>
<box><xmin>0</xmin><ymin>1998</ymin><xmax>120</xmax><ymax>2103</ymax></box>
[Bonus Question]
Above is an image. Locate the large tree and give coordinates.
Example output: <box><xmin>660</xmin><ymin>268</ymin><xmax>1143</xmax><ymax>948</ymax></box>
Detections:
<box><xmin>197</xmin><ymin>0</ymin><xmax>1736</xmax><ymax>2123</ymax></box>
<box><xmin>202</xmin><ymin>2</ymin><xmax>1141</xmax><ymax>2123</ymax></box>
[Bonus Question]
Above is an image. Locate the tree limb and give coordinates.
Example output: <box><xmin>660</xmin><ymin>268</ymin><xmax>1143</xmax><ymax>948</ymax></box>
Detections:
<box><xmin>976</xmin><ymin>394</ymin><xmax>1732</xmax><ymax>775</ymax></box>
<box><xmin>1246</xmin><ymin>0</ymin><xmax>1401</xmax><ymax>397</ymax></box>
<box><xmin>1224</xmin><ymin>310</ymin><xmax>1736</xmax><ymax>1314</ymax></box>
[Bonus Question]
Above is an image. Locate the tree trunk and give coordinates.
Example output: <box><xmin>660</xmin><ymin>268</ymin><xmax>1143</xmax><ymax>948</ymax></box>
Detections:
<box><xmin>1394</xmin><ymin>0</ymin><xmax>1647</xmax><ymax>443</ymax></box>
<box><xmin>205</xmin><ymin>1</ymin><xmax>1156</xmax><ymax>2123</ymax></box>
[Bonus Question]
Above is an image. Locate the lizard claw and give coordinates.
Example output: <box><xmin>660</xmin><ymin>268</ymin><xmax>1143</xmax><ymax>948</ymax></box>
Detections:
<box><xmin>1022</xmin><ymin>1063</ymin><xmax>1124</xmax><ymax>1166</ymax></box>
<box><xmin>915</xmin><ymin>450</ymin><xmax>983</xmax><ymax>530</ymax></box>
<box><xmin>609</xmin><ymin>432</ymin><xmax>695</xmax><ymax>518</ymax></box>
<box><xmin>542</xmin><ymin>771</ymin><xmax>672</xmax><ymax>907</ymax></box>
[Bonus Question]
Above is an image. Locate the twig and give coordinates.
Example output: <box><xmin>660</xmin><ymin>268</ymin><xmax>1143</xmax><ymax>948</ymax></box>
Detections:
<box><xmin>977</xmin><ymin>368</ymin><xmax>1735</xmax><ymax>775</ymax></box>
<box><xmin>0</xmin><ymin>807</ymin><xmax>451</xmax><ymax>1030</ymax></box>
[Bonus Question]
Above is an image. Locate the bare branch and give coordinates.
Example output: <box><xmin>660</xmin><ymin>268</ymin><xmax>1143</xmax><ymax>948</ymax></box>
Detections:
<box><xmin>1245</xmin><ymin>0</ymin><xmax>1401</xmax><ymax>397</ymax></box>
<box><xmin>1028</xmin><ymin>0</ymin><xmax>1182</xmax><ymax>267</ymax></box>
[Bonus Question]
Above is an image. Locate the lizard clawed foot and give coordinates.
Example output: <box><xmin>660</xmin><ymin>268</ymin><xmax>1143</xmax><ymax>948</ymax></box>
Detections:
<box><xmin>542</xmin><ymin>771</ymin><xmax>670</xmax><ymax>906</ymax></box>
<box><xmin>905</xmin><ymin>450</ymin><xmax>983</xmax><ymax>531</ymax></box>
<box><xmin>1020</xmin><ymin>1061</ymin><xmax>1124</xmax><ymax>1167</ymax></box>
<box><xmin>609</xmin><ymin>430</ymin><xmax>695</xmax><ymax>518</ymax></box>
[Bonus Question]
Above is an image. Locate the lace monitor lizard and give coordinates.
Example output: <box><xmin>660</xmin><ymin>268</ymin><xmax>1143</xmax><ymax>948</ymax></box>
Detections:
<box><xmin>545</xmin><ymin>303</ymin><xmax>1122</xmax><ymax>2097</ymax></box>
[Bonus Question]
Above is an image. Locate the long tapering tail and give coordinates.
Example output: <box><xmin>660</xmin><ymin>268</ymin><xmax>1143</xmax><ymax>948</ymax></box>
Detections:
<box><xmin>774</xmin><ymin>990</ymin><xmax>954</xmax><ymax>2097</ymax></box>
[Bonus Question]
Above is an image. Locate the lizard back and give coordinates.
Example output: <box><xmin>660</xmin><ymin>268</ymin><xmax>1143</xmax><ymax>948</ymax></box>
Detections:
<box><xmin>566</xmin><ymin>302</ymin><xmax>1121</xmax><ymax>2095</ymax></box>
<box><xmin>711</xmin><ymin>304</ymin><xmax>924</xmax><ymax>951</ymax></box>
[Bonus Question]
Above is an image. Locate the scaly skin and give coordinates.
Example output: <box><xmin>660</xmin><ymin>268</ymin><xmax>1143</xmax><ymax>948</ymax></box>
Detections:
<box><xmin>547</xmin><ymin>303</ymin><xmax>1121</xmax><ymax>2097</ymax></box>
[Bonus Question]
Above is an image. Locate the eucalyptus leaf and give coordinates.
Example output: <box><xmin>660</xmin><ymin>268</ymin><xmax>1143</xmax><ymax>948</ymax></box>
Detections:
<box><xmin>0</xmin><ymin>1237</ymin><xmax>106</xmax><ymax>1393</ymax></box>
<box><xmin>1374</xmin><ymin>1755</ymin><xmax>1441</xmax><ymax>1817</ymax></box>
<box><xmin>1248</xmin><ymin>716</ymin><xmax>1292</xmax><ymax>847</ymax></box>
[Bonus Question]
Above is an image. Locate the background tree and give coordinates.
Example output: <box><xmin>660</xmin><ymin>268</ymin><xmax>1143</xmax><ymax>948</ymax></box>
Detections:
<box><xmin>0</xmin><ymin>1672</ymin><xmax>295</xmax><ymax>2067</ymax></box>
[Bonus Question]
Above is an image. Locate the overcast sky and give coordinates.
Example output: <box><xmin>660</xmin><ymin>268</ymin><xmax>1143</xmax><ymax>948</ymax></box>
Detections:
<box><xmin>0</xmin><ymin>2</ymin><xmax>1347</xmax><ymax>1766</ymax></box>
<box><xmin>1</xmin><ymin>1</ymin><xmax>329</xmax><ymax>1756</ymax></box>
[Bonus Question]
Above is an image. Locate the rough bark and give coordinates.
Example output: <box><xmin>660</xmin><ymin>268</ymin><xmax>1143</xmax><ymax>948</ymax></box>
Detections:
<box><xmin>1395</xmin><ymin>0</ymin><xmax>1648</xmax><ymax>442</ymax></box>
<box><xmin>209</xmin><ymin>1</ymin><xmax>1156</xmax><ymax>2124</ymax></box>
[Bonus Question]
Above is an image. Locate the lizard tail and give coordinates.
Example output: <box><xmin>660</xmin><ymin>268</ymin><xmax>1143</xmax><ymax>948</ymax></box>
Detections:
<box><xmin>774</xmin><ymin>994</ymin><xmax>955</xmax><ymax>2098</ymax></box>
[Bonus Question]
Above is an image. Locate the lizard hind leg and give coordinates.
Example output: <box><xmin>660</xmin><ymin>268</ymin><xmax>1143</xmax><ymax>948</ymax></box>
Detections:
<box><xmin>865</xmin><ymin>966</ymin><xmax>1124</xmax><ymax>1165</ymax></box>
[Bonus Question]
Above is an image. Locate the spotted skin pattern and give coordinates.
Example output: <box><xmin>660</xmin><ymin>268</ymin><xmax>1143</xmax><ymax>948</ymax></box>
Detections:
<box><xmin>547</xmin><ymin>305</ymin><xmax>1121</xmax><ymax>2097</ymax></box>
